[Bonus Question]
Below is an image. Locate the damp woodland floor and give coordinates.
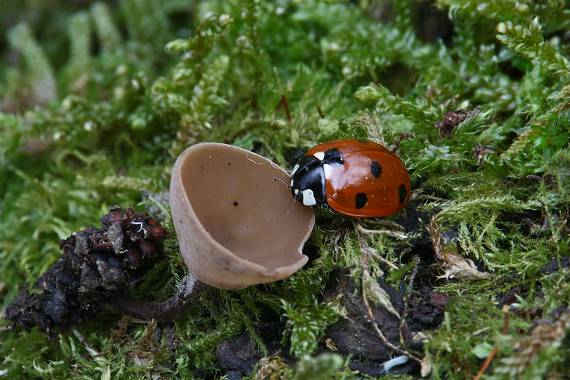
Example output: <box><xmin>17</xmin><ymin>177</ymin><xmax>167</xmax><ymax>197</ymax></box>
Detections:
<box><xmin>1</xmin><ymin>1</ymin><xmax>570</xmax><ymax>379</ymax></box>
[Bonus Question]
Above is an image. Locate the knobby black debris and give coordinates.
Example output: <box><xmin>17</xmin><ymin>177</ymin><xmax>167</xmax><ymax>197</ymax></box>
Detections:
<box><xmin>5</xmin><ymin>207</ymin><xmax>167</xmax><ymax>336</ymax></box>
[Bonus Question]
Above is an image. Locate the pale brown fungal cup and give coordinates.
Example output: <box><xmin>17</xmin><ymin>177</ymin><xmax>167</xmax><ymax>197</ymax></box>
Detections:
<box><xmin>170</xmin><ymin>142</ymin><xmax>315</xmax><ymax>289</ymax></box>
<box><xmin>111</xmin><ymin>143</ymin><xmax>315</xmax><ymax>320</ymax></box>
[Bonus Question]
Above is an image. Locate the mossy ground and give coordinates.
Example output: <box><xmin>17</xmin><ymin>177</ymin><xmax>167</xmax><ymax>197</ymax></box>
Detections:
<box><xmin>1</xmin><ymin>1</ymin><xmax>569</xmax><ymax>379</ymax></box>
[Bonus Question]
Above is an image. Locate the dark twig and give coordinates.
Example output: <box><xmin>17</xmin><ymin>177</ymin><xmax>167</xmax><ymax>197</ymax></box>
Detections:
<box><xmin>361</xmin><ymin>278</ymin><xmax>423</xmax><ymax>364</ymax></box>
<box><xmin>435</xmin><ymin>108</ymin><xmax>481</xmax><ymax>138</ymax></box>
<box><xmin>389</xmin><ymin>132</ymin><xmax>413</xmax><ymax>152</ymax></box>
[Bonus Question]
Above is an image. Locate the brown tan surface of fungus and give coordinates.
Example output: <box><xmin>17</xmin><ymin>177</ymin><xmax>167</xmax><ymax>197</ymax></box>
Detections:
<box><xmin>170</xmin><ymin>142</ymin><xmax>315</xmax><ymax>289</ymax></box>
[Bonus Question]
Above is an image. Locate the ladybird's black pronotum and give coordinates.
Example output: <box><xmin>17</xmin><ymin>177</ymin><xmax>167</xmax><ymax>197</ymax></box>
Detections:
<box><xmin>290</xmin><ymin>139</ymin><xmax>411</xmax><ymax>217</ymax></box>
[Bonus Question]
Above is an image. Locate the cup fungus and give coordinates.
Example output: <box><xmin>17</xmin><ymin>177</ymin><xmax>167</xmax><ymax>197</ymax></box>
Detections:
<box><xmin>112</xmin><ymin>143</ymin><xmax>315</xmax><ymax>320</ymax></box>
<box><xmin>170</xmin><ymin>142</ymin><xmax>315</xmax><ymax>289</ymax></box>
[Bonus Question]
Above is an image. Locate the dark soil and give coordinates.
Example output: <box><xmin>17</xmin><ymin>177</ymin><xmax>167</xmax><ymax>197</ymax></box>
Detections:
<box><xmin>499</xmin><ymin>256</ymin><xmax>570</xmax><ymax>308</ymax></box>
<box><xmin>323</xmin><ymin>271</ymin><xmax>446</xmax><ymax>375</ymax></box>
<box><xmin>540</xmin><ymin>256</ymin><xmax>570</xmax><ymax>274</ymax></box>
<box><xmin>215</xmin><ymin>269</ymin><xmax>448</xmax><ymax>378</ymax></box>
<box><xmin>217</xmin><ymin>333</ymin><xmax>262</xmax><ymax>375</ymax></box>
<box><xmin>216</xmin><ymin>317</ymin><xmax>291</xmax><ymax>378</ymax></box>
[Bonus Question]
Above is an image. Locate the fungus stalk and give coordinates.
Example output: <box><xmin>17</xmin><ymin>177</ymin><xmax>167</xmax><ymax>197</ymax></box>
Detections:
<box><xmin>109</xmin><ymin>274</ymin><xmax>208</xmax><ymax>321</ymax></box>
<box><xmin>114</xmin><ymin>143</ymin><xmax>316</xmax><ymax>319</ymax></box>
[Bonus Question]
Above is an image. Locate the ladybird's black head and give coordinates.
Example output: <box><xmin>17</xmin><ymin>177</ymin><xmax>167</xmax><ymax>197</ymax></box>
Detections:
<box><xmin>290</xmin><ymin>156</ymin><xmax>326</xmax><ymax>207</ymax></box>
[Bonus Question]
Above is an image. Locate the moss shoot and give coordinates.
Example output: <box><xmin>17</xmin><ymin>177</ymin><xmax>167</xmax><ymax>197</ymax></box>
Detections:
<box><xmin>1</xmin><ymin>1</ymin><xmax>569</xmax><ymax>378</ymax></box>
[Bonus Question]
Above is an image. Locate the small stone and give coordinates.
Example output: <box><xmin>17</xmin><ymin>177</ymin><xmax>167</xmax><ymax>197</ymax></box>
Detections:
<box><xmin>101</xmin><ymin>208</ymin><xmax>126</xmax><ymax>227</ymax></box>
<box><xmin>74</xmin><ymin>232</ymin><xmax>91</xmax><ymax>256</ymax></box>
<box><xmin>97</xmin><ymin>260</ymin><xmax>125</xmax><ymax>289</ymax></box>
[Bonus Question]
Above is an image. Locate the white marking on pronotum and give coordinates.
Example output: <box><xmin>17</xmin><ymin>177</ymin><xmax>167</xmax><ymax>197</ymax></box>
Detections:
<box><xmin>323</xmin><ymin>163</ymin><xmax>333</xmax><ymax>178</ymax></box>
<box><xmin>301</xmin><ymin>189</ymin><xmax>317</xmax><ymax>206</ymax></box>
<box><xmin>313</xmin><ymin>151</ymin><xmax>325</xmax><ymax>160</ymax></box>
<box><xmin>294</xmin><ymin>189</ymin><xmax>299</xmax><ymax>195</ymax></box>
<box><xmin>291</xmin><ymin>163</ymin><xmax>300</xmax><ymax>175</ymax></box>
<box><xmin>290</xmin><ymin>178</ymin><xmax>294</xmax><ymax>186</ymax></box>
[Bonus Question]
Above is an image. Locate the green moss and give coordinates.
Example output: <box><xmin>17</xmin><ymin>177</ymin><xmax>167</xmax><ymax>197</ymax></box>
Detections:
<box><xmin>283</xmin><ymin>299</ymin><xmax>340</xmax><ymax>358</ymax></box>
<box><xmin>1</xmin><ymin>0</ymin><xmax>570</xmax><ymax>378</ymax></box>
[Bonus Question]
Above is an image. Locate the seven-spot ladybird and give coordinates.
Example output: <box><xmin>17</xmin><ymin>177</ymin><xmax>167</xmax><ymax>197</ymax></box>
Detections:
<box><xmin>290</xmin><ymin>139</ymin><xmax>411</xmax><ymax>217</ymax></box>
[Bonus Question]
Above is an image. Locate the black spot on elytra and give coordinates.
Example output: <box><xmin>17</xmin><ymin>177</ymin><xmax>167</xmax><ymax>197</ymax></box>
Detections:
<box><xmin>324</xmin><ymin>148</ymin><xmax>344</xmax><ymax>164</ymax></box>
<box><xmin>398</xmin><ymin>184</ymin><xmax>407</xmax><ymax>204</ymax></box>
<box><xmin>233</xmin><ymin>201</ymin><xmax>239</xmax><ymax>206</ymax></box>
<box><xmin>371</xmin><ymin>160</ymin><xmax>382</xmax><ymax>178</ymax></box>
<box><xmin>355</xmin><ymin>193</ymin><xmax>368</xmax><ymax>209</ymax></box>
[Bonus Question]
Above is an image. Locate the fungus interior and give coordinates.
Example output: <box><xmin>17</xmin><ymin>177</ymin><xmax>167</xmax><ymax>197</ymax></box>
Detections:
<box><xmin>179</xmin><ymin>145</ymin><xmax>312</xmax><ymax>270</ymax></box>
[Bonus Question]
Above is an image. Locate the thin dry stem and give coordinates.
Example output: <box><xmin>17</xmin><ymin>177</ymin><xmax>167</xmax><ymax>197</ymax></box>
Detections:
<box><xmin>275</xmin><ymin>94</ymin><xmax>292</xmax><ymax>123</ymax></box>
<box><xmin>360</xmin><ymin>254</ymin><xmax>423</xmax><ymax>364</ymax></box>
<box><xmin>361</xmin><ymin>279</ymin><xmax>423</xmax><ymax>364</ymax></box>
<box><xmin>72</xmin><ymin>329</ymin><xmax>102</xmax><ymax>357</ymax></box>
<box><xmin>356</xmin><ymin>226</ymin><xmax>399</xmax><ymax>270</ymax></box>
<box><xmin>473</xmin><ymin>305</ymin><xmax>510</xmax><ymax>380</ymax></box>
<box><xmin>356</xmin><ymin>224</ymin><xmax>409</xmax><ymax>240</ymax></box>
<box><xmin>400</xmin><ymin>255</ymin><xmax>420</xmax><ymax>345</ymax></box>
